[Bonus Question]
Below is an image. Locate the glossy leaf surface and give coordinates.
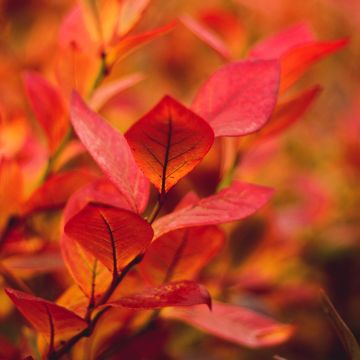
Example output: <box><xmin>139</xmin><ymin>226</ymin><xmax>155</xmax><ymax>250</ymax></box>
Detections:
<box><xmin>126</xmin><ymin>96</ymin><xmax>214</xmax><ymax>193</ymax></box>
<box><xmin>140</xmin><ymin>226</ymin><xmax>224</xmax><ymax>284</ymax></box>
<box><xmin>70</xmin><ymin>92</ymin><xmax>149</xmax><ymax>212</ymax></box>
<box><xmin>5</xmin><ymin>288</ymin><xmax>87</xmax><ymax>343</ymax></box>
<box><xmin>108</xmin><ymin>280</ymin><xmax>211</xmax><ymax>309</ymax></box>
<box><xmin>65</xmin><ymin>203</ymin><xmax>153</xmax><ymax>273</ymax></box>
<box><xmin>153</xmin><ymin>181</ymin><xmax>273</xmax><ymax>238</ymax></box>
<box><xmin>163</xmin><ymin>301</ymin><xmax>294</xmax><ymax>348</ymax></box>
<box><xmin>192</xmin><ymin>60</ymin><xmax>280</xmax><ymax>137</ymax></box>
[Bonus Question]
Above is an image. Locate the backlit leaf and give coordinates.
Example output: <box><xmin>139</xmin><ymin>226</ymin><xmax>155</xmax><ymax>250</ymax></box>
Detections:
<box><xmin>140</xmin><ymin>226</ymin><xmax>224</xmax><ymax>284</ymax></box>
<box><xmin>5</xmin><ymin>288</ymin><xmax>87</xmax><ymax>344</ymax></box>
<box><xmin>23</xmin><ymin>72</ymin><xmax>68</xmax><ymax>153</ymax></box>
<box><xmin>192</xmin><ymin>60</ymin><xmax>280</xmax><ymax>137</ymax></box>
<box><xmin>64</xmin><ymin>203</ymin><xmax>154</xmax><ymax>273</ymax></box>
<box><xmin>126</xmin><ymin>95</ymin><xmax>214</xmax><ymax>193</ymax></box>
<box><xmin>153</xmin><ymin>181</ymin><xmax>273</xmax><ymax>238</ymax></box>
<box><xmin>108</xmin><ymin>280</ymin><xmax>211</xmax><ymax>309</ymax></box>
<box><xmin>163</xmin><ymin>301</ymin><xmax>294</xmax><ymax>348</ymax></box>
<box><xmin>70</xmin><ymin>92</ymin><xmax>149</xmax><ymax>212</ymax></box>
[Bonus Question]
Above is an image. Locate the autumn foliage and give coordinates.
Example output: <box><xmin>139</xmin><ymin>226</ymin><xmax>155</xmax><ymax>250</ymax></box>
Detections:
<box><xmin>0</xmin><ymin>1</ymin><xmax>358</xmax><ymax>359</ymax></box>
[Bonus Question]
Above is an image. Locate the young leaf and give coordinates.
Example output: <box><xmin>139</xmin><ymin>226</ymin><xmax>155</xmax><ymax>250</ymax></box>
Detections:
<box><xmin>153</xmin><ymin>181</ymin><xmax>273</xmax><ymax>238</ymax></box>
<box><xmin>23</xmin><ymin>72</ymin><xmax>68</xmax><ymax>153</ymax></box>
<box><xmin>280</xmin><ymin>38</ymin><xmax>348</xmax><ymax>92</ymax></box>
<box><xmin>320</xmin><ymin>290</ymin><xmax>360</xmax><ymax>360</ymax></box>
<box><xmin>163</xmin><ymin>301</ymin><xmax>294</xmax><ymax>348</ymax></box>
<box><xmin>191</xmin><ymin>60</ymin><xmax>280</xmax><ymax>137</ymax></box>
<box><xmin>5</xmin><ymin>288</ymin><xmax>87</xmax><ymax>344</ymax></box>
<box><xmin>108</xmin><ymin>280</ymin><xmax>211</xmax><ymax>309</ymax></box>
<box><xmin>64</xmin><ymin>203</ymin><xmax>154</xmax><ymax>274</ymax></box>
<box><xmin>125</xmin><ymin>95</ymin><xmax>214</xmax><ymax>193</ymax></box>
<box><xmin>70</xmin><ymin>92</ymin><xmax>149</xmax><ymax>213</ymax></box>
<box><xmin>140</xmin><ymin>226</ymin><xmax>224</xmax><ymax>284</ymax></box>
<box><xmin>180</xmin><ymin>15</ymin><xmax>232</xmax><ymax>60</ymax></box>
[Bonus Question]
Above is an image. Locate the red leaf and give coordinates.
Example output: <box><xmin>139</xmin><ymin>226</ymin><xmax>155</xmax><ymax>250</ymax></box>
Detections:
<box><xmin>259</xmin><ymin>85</ymin><xmax>322</xmax><ymax>140</ymax></box>
<box><xmin>180</xmin><ymin>15</ymin><xmax>231</xmax><ymax>60</ymax></box>
<box><xmin>249</xmin><ymin>23</ymin><xmax>315</xmax><ymax>59</ymax></box>
<box><xmin>140</xmin><ymin>226</ymin><xmax>224</xmax><ymax>284</ymax></box>
<box><xmin>108</xmin><ymin>280</ymin><xmax>211</xmax><ymax>309</ymax></box>
<box><xmin>280</xmin><ymin>38</ymin><xmax>348</xmax><ymax>92</ymax></box>
<box><xmin>61</xmin><ymin>179</ymin><xmax>132</xmax><ymax>297</ymax></box>
<box><xmin>192</xmin><ymin>60</ymin><xmax>280</xmax><ymax>137</ymax></box>
<box><xmin>70</xmin><ymin>92</ymin><xmax>149</xmax><ymax>213</ymax></box>
<box><xmin>23</xmin><ymin>169</ymin><xmax>98</xmax><ymax>215</ymax></box>
<box><xmin>5</xmin><ymin>288</ymin><xmax>87</xmax><ymax>344</ymax></box>
<box><xmin>163</xmin><ymin>301</ymin><xmax>294</xmax><ymax>348</ymax></box>
<box><xmin>126</xmin><ymin>96</ymin><xmax>214</xmax><ymax>193</ymax></box>
<box><xmin>153</xmin><ymin>181</ymin><xmax>273</xmax><ymax>238</ymax></box>
<box><xmin>23</xmin><ymin>72</ymin><xmax>68</xmax><ymax>153</ymax></box>
<box><xmin>65</xmin><ymin>203</ymin><xmax>153</xmax><ymax>273</ymax></box>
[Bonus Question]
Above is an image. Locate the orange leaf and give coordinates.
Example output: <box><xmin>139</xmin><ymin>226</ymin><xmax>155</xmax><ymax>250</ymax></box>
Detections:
<box><xmin>5</xmin><ymin>288</ymin><xmax>87</xmax><ymax>344</ymax></box>
<box><xmin>163</xmin><ymin>301</ymin><xmax>294</xmax><ymax>348</ymax></box>
<box><xmin>108</xmin><ymin>280</ymin><xmax>211</xmax><ymax>309</ymax></box>
<box><xmin>280</xmin><ymin>38</ymin><xmax>348</xmax><ymax>92</ymax></box>
<box><xmin>126</xmin><ymin>95</ymin><xmax>214</xmax><ymax>193</ymax></box>
<box><xmin>65</xmin><ymin>203</ymin><xmax>153</xmax><ymax>274</ymax></box>
<box><xmin>140</xmin><ymin>226</ymin><xmax>224</xmax><ymax>284</ymax></box>
<box><xmin>23</xmin><ymin>72</ymin><xmax>68</xmax><ymax>153</ymax></box>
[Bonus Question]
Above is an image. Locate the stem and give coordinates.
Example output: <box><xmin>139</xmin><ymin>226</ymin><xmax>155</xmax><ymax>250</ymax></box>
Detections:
<box><xmin>147</xmin><ymin>192</ymin><xmax>166</xmax><ymax>225</ymax></box>
<box><xmin>216</xmin><ymin>151</ymin><xmax>242</xmax><ymax>191</ymax></box>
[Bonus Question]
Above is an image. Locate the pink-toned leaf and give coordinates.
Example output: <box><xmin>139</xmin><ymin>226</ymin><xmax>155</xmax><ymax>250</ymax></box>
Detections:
<box><xmin>125</xmin><ymin>95</ymin><xmax>214</xmax><ymax>193</ymax></box>
<box><xmin>180</xmin><ymin>14</ymin><xmax>231</xmax><ymax>60</ymax></box>
<box><xmin>163</xmin><ymin>301</ymin><xmax>294</xmax><ymax>348</ymax></box>
<box><xmin>192</xmin><ymin>60</ymin><xmax>280</xmax><ymax>137</ymax></box>
<box><xmin>23</xmin><ymin>72</ymin><xmax>68</xmax><ymax>153</ymax></box>
<box><xmin>64</xmin><ymin>203</ymin><xmax>153</xmax><ymax>273</ymax></box>
<box><xmin>107</xmin><ymin>21</ymin><xmax>177</xmax><ymax>67</ymax></box>
<box><xmin>5</xmin><ymin>288</ymin><xmax>87</xmax><ymax>344</ymax></box>
<box><xmin>153</xmin><ymin>181</ymin><xmax>273</xmax><ymax>238</ymax></box>
<box><xmin>249</xmin><ymin>23</ymin><xmax>315</xmax><ymax>59</ymax></box>
<box><xmin>90</xmin><ymin>73</ymin><xmax>145</xmax><ymax>110</ymax></box>
<box><xmin>108</xmin><ymin>280</ymin><xmax>211</xmax><ymax>309</ymax></box>
<box><xmin>23</xmin><ymin>169</ymin><xmax>98</xmax><ymax>215</ymax></box>
<box><xmin>70</xmin><ymin>92</ymin><xmax>149</xmax><ymax>213</ymax></box>
<box><xmin>140</xmin><ymin>226</ymin><xmax>224</xmax><ymax>284</ymax></box>
<box><xmin>280</xmin><ymin>38</ymin><xmax>348</xmax><ymax>92</ymax></box>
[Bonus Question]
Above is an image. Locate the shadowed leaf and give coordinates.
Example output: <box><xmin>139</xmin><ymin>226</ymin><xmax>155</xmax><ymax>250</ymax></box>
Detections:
<box><xmin>108</xmin><ymin>280</ymin><xmax>211</xmax><ymax>309</ymax></box>
<box><xmin>65</xmin><ymin>203</ymin><xmax>153</xmax><ymax>273</ymax></box>
<box><xmin>126</xmin><ymin>95</ymin><xmax>214</xmax><ymax>193</ymax></box>
<box><xmin>163</xmin><ymin>301</ymin><xmax>294</xmax><ymax>348</ymax></box>
<box><xmin>153</xmin><ymin>181</ymin><xmax>273</xmax><ymax>238</ymax></box>
<box><xmin>191</xmin><ymin>60</ymin><xmax>280</xmax><ymax>137</ymax></box>
<box><xmin>70</xmin><ymin>92</ymin><xmax>149</xmax><ymax>212</ymax></box>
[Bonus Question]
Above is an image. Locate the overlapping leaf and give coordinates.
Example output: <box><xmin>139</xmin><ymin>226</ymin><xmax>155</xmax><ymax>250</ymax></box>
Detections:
<box><xmin>140</xmin><ymin>226</ymin><xmax>224</xmax><ymax>284</ymax></box>
<box><xmin>191</xmin><ymin>60</ymin><xmax>280</xmax><ymax>137</ymax></box>
<box><xmin>70</xmin><ymin>92</ymin><xmax>149</xmax><ymax>212</ymax></box>
<box><xmin>65</xmin><ymin>203</ymin><xmax>153</xmax><ymax>274</ymax></box>
<box><xmin>126</xmin><ymin>95</ymin><xmax>214</xmax><ymax>193</ymax></box>
<box><xmin>5</xmin><ymin>288</ymin><xmax>87</xmax><ymax>344</ymax></box>
<box><xmin>163</xmin><ymin>301</ymin><xmax>294</xmax><ymax>348</ymax></box>
<box><xmin>108</xmin><ymin>280</ymin><xmax>211</xmax><ymax>309</ymax></box>
<box><xmin>23</xmin><ymin>72</ymin><xmax>68</xmax><ymax>153</ymax></box>
<box><xmin>153</xmin><ymin>181</ymin><xmax>273</xmax><ymax>238</ymax></box>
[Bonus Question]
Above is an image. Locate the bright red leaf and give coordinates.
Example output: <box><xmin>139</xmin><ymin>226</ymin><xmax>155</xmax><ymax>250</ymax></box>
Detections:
<box><xmin>126</xmin><ymin>95</ymin><xmax>214</xmax><ymax>193</ymax></box>
<box><xmin>64</xmin><ymin>203</ymin><xmax>154</xmax><ymax>274</ymax></box>
<box><xmin>108</xmin><ymin>280</ymin><xmax>211</xmax><ymax>309</ymax></box>
<box><xmin>5</xmin><ymin>288</ymin><xmax>87</xmax><ymax>344</ymax></box>
<box><xmin>23</xmin><ymin>72</ymin><xmax>68</xmax><ymax>153</ymax></box>
<box><xmin>140</xmin><ymin>226</ymin><xmax>224</xmax><ymax>284</ymax></box>
<box><xmin>191</xmin><ymin>60</ymin><xmax>280</xmax><ymax>137</ymax></box>
<box><xmin>70</xmin><ymin>92</ymin><xmax>149</xmax><ymax>213</ymax></box>
<box><xmin>163</xmin><ymin>301</ymin><xmax>294</xmax><ymax>348</ymax></box>
<box><xmin>153</xmin><ymin>181</ymin><xmax>273</xmax><ymax>238</ymax></box>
